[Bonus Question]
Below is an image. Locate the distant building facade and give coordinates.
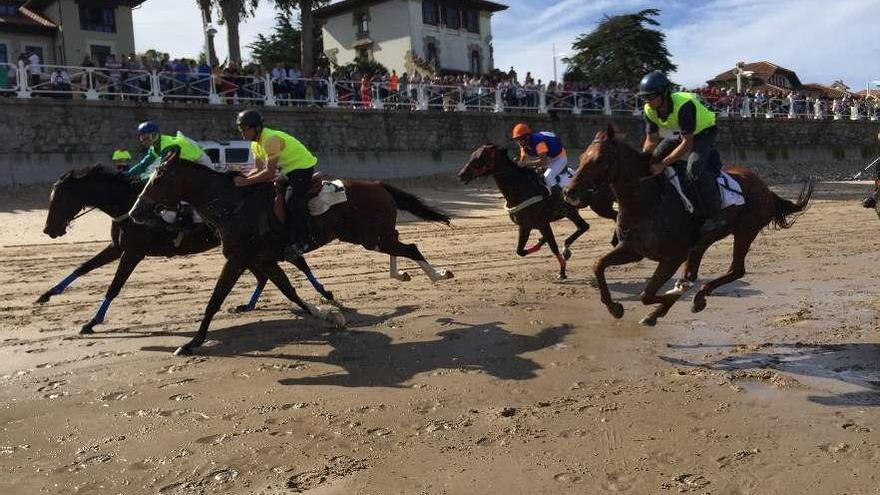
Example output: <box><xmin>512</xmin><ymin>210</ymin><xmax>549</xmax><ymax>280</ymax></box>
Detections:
<box><xmin>315</xmin><ymin>0</ymin><xmax>508</xmax><ymax>75</ymax></box>
<box><xmin>0</xmin><ymin>0</ymin><xmax>144</xmax><ymax>66</ymax></box>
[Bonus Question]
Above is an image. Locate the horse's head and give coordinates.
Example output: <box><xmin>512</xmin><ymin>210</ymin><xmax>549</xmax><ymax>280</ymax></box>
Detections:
<box><xmin>44</xmin><ymin>165</ymin><xmax>119</xmax><ymax>238</ymax></box>
<box><xmin>129</xmin><ymin>153</ymin><xmax>190</xmax><ymax>224</ymax></box>
<box><xmin>565</xmin><ymin>125</ymin><xmax>637</xmax><ymax>207</ymax></box>
<box><xmin>457</xmin><ymin>143</ymin><xmax>509</xmax><ymax>184</ymax></box>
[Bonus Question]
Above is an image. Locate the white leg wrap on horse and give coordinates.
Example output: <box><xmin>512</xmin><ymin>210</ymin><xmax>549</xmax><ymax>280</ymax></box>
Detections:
<box><xmin>417</xmin><ymin>260</ymin><xmax>442</xmax><ymax>281</ymax></box>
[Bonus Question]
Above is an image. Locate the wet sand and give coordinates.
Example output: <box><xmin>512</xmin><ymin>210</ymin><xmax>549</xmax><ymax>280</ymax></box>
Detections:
<box><xmin>1</xmin><ymin>180</ymin><xmax>879</xmax><ymax>494</ymax></box>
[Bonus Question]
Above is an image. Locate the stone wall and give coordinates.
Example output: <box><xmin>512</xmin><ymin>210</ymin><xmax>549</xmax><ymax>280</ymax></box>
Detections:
<box><xmin>2</xmin><ymin>98</ymin><xmax>880</xmax><ymax>185</ymax></box>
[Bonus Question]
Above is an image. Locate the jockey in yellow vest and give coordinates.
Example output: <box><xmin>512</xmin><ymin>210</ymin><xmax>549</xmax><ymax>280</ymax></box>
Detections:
<box><xmin>639</xmin><ymin>71</ymin><xmax>725</xmax><ymax>234</ymax></box>
<box><xmin>233</xmin><ymin>109</ymin><xmax>317</xmax><ymax>259</ymax></box>
<box><xmin>126</xmin><ymin>121</ymin><xmax>211</xmax><ymax>183</ymax></box>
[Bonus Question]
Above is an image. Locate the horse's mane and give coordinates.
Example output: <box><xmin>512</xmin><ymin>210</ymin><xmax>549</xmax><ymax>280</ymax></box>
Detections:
<box><xmin>56</xmin><ymin>164</ymin><xmax>127</xmax><ymax>186</ymax></box>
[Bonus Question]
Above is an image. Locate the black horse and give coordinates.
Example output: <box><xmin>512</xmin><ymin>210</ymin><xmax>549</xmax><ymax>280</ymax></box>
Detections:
<box><xmin>40</xmin><ymin>165</ymin><xmax>333</xmax><ymax>334</ymax></box>
<box><xmin>457</xmin><ymin>143</ymin><xmax>617</xmax><ymax>279</ymax></box>
<box><xmin>129</xmin><ymin>157</ymin><xmax>453</xmax><ymax>356</ymax></box>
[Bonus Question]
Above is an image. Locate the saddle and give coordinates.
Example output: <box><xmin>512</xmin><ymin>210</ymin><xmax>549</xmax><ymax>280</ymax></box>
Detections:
<box><xmin>273</xmin><ymin>173</ymin><xmax>339</xmax><ymax>224</ymax></box>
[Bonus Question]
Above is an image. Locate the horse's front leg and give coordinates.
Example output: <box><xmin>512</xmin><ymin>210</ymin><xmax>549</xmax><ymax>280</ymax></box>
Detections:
<box><xmin>639</xmin><ymin>257</ymin><xmax>688</xmax><ymax>326</ymax></box>
<box><xmin>252</xmin><ymin>260</ymin><xmax>344</xmax><ymax>328</ymax></box>
<box><xmin>230</xmin><ymin>269</ymin><xmax>268</xmax><ymax>313</ymax></box>
<box><xmin>287</xmin><ymin>254</ymin><xmax>335</xmax><ymax>301</ymax></box>
<box><xmin>562</xmin><ymin>210</ymin><xmax>590</xmax><ymax>261</ymax></box>
<box><xmin>80</xmin><ymin>250</ymin><xmax>144</xmax><ymax>335</ymax></box>
<box><xmin>515</xmin><ymin>225</ymin><xmax>543</xmax><ymax>257</ymax></box>
<box><xmin>593</xmin><ymin>246</ymin><xmax>643</xmax><ymax>319</ymax></box>
<box><xmin>175</xmin><ymin>258</ymin><xmax>246</xmax><ymax>356</ymax></box>
<box><xmin>37</xmin><ymin>244</ymin><xmax>121</xmax><ymax>304</ymax></box>
<box><xmin>538</xmin><ymin>223</ymin><xmax>567</xmax><ymax>280</ymax></box>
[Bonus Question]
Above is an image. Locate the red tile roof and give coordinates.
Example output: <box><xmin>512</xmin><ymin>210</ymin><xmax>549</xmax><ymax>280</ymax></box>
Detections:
<box><xmin>709</xmin><ymin>61</ymin><xmax>796</xmax><ymax>84</ymax></box>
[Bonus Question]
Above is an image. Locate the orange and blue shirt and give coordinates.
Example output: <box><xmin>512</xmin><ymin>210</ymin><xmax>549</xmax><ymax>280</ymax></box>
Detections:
<box><xmin>520</xmin><ymin>131</ymin><xmax>566</xmax><ymax>160</ymax></box>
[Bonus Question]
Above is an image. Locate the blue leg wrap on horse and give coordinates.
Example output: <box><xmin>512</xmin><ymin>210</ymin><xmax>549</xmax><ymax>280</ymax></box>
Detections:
<box><xmin>247</xmin><ymin>284</ymin><xmax>263</xmax><ymax>310</ymax></box>
<box><xmin>306</xmin><ymin>272</ymin><xmax>325</xmax><ymax>292</ymax></box>
<box><xmin>94</xmin><ymin>297</ymin><xmax>111</xmax><ymax>323</ymax></box>
<box><xmin>53</xmin><ymin>271</ymin><xmax>79</xmax><ymax>293</ymax></box>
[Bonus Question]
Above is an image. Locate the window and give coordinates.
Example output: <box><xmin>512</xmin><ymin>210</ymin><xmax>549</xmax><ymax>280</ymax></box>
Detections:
<box><xmin>79</xmin><ymin>5</ymin><xmax>116</xmax><ymax>33</ymax></box>
<box><xmin>422</xmin><ymin>0</ymin><xmax>439</xmax><ymax>26</ymax></box>
<box><xmin>90</xmin><ymin>44</ymin><xmax>112</xmax><ymax>67</ymax></box>
<box><xmin>444</xmin><ymin>6</ymin><xmax>460</xmax><ymax>29</ymax></box>
<box><xmin>0</xmin><ymin>44</ymin><xmax>7</xmax><ymax>64</ymax></box>
<box><xmin>204</xmin><ymin>148</ymin><xmax>220</xmax><ymax>164</ymax></box>
<box><xmin>464</xmin><ymin>10</ymin><xmax>479</xmax><ymax>33</ymax></box>
<box><xmin>469</xmin><ymin>49</ymin><xmax>481</xmax><ymax>74</ymax></box>
<box><xmin>355</xmin><ymin>12</ymin><xmax>369</xmax><ymax>37</ymax></box>
<box><xmin>425</xmin><ymin>42</ymin><xmax>438</xmax><ymax>67</ymax></box>
<box><xmin>0</xmin><ymin>5</ymin><xmax>19</xmax><ymax>16</ymax></box>
<box><xmin>225</xmin><ymin>148</ymin><xmax>250</xmax><ymax>165</ymax></box>
<box><xmin>24</xmin><ymin>45</ymin><xmax>44</xmax><ymax>63</ymax></box>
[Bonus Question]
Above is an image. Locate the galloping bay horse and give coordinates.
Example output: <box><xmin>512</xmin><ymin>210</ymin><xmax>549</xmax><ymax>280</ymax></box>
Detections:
<box><xmin>129</xmin><ymin>156</ymin><xmax>453</xmax><ymax>355</ymax></box>
<box><xmin>458</xmin><ymin>143</ymin><xmax>617</xmax><ymax>279</ymax></box>
<box><xmin>40</xmin><ymin>165</ymin><xmax>332</xmax><ymax>334</ymax></box>
<box><xmin>564</xmin><ymin>126</ymin><xmax>813</xmax><ymax>325</ymax></box>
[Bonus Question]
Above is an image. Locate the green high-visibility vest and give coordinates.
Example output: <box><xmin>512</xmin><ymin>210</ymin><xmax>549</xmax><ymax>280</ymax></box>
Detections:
<box><xmin>112</xmin><ymin>149</ymin><xmax>132</xmax><ymax>161</ymax></box>
<box><xmin>252</xmin><ymin>127</ymin><xmax>317</xmax><ymax>174</ymax></box>
<box><xmin>644</xmin><ymin>92</ymin><xmax>716</xmax><ymax>137</ymax></box>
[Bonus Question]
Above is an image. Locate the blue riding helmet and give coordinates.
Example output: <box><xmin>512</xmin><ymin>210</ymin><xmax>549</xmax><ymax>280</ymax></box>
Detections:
<box><xmin>137</xmin><ymin>121</ymin><xmax>160</xmax><ymax>135</ymax></box>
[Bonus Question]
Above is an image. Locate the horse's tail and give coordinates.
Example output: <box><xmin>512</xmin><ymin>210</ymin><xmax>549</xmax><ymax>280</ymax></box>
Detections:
<box><xmin>771</xmin><ymin>178</ymin><xmax>814</xmax><ymax>229</ymax></box>
<box><xmin>380</xmin><ymin>183</ymin><xmax>451</xmax><ymax>226</ymax></box>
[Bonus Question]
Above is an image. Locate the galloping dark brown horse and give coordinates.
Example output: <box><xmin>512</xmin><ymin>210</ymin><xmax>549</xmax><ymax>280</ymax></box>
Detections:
<box><xmin>458</xmin><ymin>143</ymin><xmax>617</xmax><ymax>279</ymax></box>
<box><xmin>564</xmin><ymin>126</ymin><xmax>813</xmax><ymax>325</ymax></box>
<box><xmin>129</xmin><ymin>157</ymin><xmax>453</xmax><ymax>356</ymax></box>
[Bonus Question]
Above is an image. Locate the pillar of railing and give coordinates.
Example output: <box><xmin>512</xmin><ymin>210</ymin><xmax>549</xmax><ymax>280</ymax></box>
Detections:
<box><xmin>264</xmin><ymin>76</ymin><xmax>276</xmax><ymax>107</ymax></box>
<box><xmin>16</xmin><ymin>61</ymin><xmax>30</xmax><ymax>98</ymax></box>
<box><xmin>740</xmin><ymin>96</ymin><xmax>751</xmax><ymax>118</ymax></box>
<box><xmin>851</xmin><ymin>104</ymin><xmax>860</xmax><ymax>121</ymax></box>
<box><xmin>148</xmin><ymin>70</ymin><xmax>163</xmax><ymax>103</ymax></box>
<box><xmin>787</xmin><ymin>100</ymin><xmax>796</xmax><ymax>119</ymax></box>
<box><xmin>538</xmin><ymin>89</ymin><xmax>548</xmax><ymax>114</ymax></box>
<box><xmin>493</xmin><ymin>88</ymin><xmax>504</xmax><ymax>113</ymax></box>
<box><xmin>813</xmin><ymin>99</ymin><xmax>822</xmax><ymax>120</ymax></box>
<box><xmin>455</xmin><ymin>87</ymin><xmax>466</xmax><ymax>111</ymax></box>
<box><xmin>571</xmin><ymin>93</ymin><xmax>581</xmax><ymax>115</ymax></box>
<box><xmin>326</xmin><ymin>76</ymin><xmax>338</xmax><ymax>108</ymax></box>
<box><xmin>603</xmin><ymin>93</ymin><xmax>612</xmax><ymax>115</ymax></box>
<box><xmin>416</xmin><ymin>83</ymin><xmax>428</xmax><ymax>111</ymax></box>
<box><xmin>84</xmin><ymin>69</ymin><xmax>99</xmax><ymax>100</ymax></box>
<box><xmin>208</xmin><ymin>74</ymin><xmax>221</xmax><ymax>104</ymax></box>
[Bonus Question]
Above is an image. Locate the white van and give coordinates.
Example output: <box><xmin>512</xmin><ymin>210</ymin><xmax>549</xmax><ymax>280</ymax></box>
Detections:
<box><xmin>197</xmin><ymin>140</ymin><xmax>255</xmax><ymax>174</ymax></box>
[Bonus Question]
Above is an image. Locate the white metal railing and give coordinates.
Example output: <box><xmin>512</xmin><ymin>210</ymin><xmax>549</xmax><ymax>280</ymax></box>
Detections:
<box><xmin>7</xmin><ymin>62</ymin><xmax>880</xmax><ymax>120</ymax></box>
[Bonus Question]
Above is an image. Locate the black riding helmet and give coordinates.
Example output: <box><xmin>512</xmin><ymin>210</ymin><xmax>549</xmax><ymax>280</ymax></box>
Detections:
<box><xmin>638</xmin><ymin>71</ymin><xmax>670</xmax><ymax>96</ymax></box>
<box><xmin>236</xmin><ymin>109</ymin><xmax>264</xmax><ymax>128</ymax></box>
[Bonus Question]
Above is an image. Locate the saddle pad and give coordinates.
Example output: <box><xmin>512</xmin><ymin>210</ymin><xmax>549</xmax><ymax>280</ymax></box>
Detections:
<box><xmin>718</xmin><ymin>172</ymin><xmax>745</xmax><ymax>209</ymax></box>
<box><xmin>308</xmin><ymin>180</ymin><xmax>347</xmax><ymax>216</ymax></box>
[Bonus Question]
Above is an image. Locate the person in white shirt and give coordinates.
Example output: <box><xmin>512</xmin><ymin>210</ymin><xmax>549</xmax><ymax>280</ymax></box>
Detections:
<box><xmin>27</xmin><ymin>51</ymin><xmax>41</xmax><ymax>88</ymax></box>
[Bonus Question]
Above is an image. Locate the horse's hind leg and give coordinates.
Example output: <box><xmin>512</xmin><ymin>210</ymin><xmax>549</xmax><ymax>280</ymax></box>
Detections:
<box><xmin>692</xmin><ymin>229</ymin><xmax>759</xmax><ymax>313</ymax></box>
<box><xmin>594</xmin><ymin>246</ymin><xmax>644</xmax><ymax>319</ymax></box>
<box><xmin>80</xmin><ymin>251</ymin><xmax>144</xmax><ymax>335</ymax></box>
<box><xmin>639</xmin><ymin>257</ymin><xmax>689</xmax><ymax>326</ymax></box>
<box><xmin>538</xmin><ymin>224</ymin><xmax>568</xmax><ymax>280</ymax></box>
<box><xmin>175</xmin><ymin>259</ymin><xmax>246</xmax><ymax>356</ymax></box>
<box><xmin>379</xmin><ymin>237</ymin><xmax>453</xmax><ymax>282</ymax></box>
<box><xmin>563</xmin><ymin>211</ymin><xmax>590</xmax><ymax>260</ymax></box>
<box><xmin>389</xmin><ymin>255</ymin><xmax>411</xmax><ymax>282</ymax></box>
<box><xmin>37</xmin><ymin>244</ymin><xmax>121</xmax><ymax>304</ymax></box>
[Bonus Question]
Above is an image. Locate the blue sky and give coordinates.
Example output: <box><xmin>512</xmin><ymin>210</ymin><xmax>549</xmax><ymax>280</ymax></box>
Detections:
<box><xmin>133</xmin><ymin>0</ymin><xmax>879</xmax><ymax>89</ymax></box>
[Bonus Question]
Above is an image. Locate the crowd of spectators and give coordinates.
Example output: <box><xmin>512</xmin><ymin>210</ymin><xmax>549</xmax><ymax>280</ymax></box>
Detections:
<box><xmin>2</xmin><ymin>52</ymin><xmax>879</xmax><ymax>119</ymax></box>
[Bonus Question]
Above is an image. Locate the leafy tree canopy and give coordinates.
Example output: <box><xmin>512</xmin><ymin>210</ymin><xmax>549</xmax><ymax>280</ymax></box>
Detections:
<box><xmin>563</xmin><ymin>8</ymin><xmax>676</xmax><ymax>89</ymax></box>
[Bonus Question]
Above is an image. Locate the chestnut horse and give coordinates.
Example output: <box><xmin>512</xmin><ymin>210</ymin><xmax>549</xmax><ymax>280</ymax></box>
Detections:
<box><xmin>458</xmin><ymin>143</ymin><xmax>617</xmax><ymax>279</ymax></box>
<box><xmin>564</xmin><ymin>126</ymin><xmax>813</xmax><ymax>325</ymax></box>
<box><xmin>129</xmin><ymin>157</ymin><xmax>453</xmax><ymax>355</ymax></box>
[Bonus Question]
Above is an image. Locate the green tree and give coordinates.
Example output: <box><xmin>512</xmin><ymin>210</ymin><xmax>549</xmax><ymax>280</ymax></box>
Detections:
<box><xmin>247</xmin><ymin>14</ymin><xmax>303</xmax><ymax>68</ymax></box>
<box><xmin>563</xmin><ymin>8</ymin><xmax>676</xmax><ymax>88</ymax></box>
<box><xmin>274</xmin><ymin>0</ymin><xmax>329</xmax><ymax>76</ymax></box>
